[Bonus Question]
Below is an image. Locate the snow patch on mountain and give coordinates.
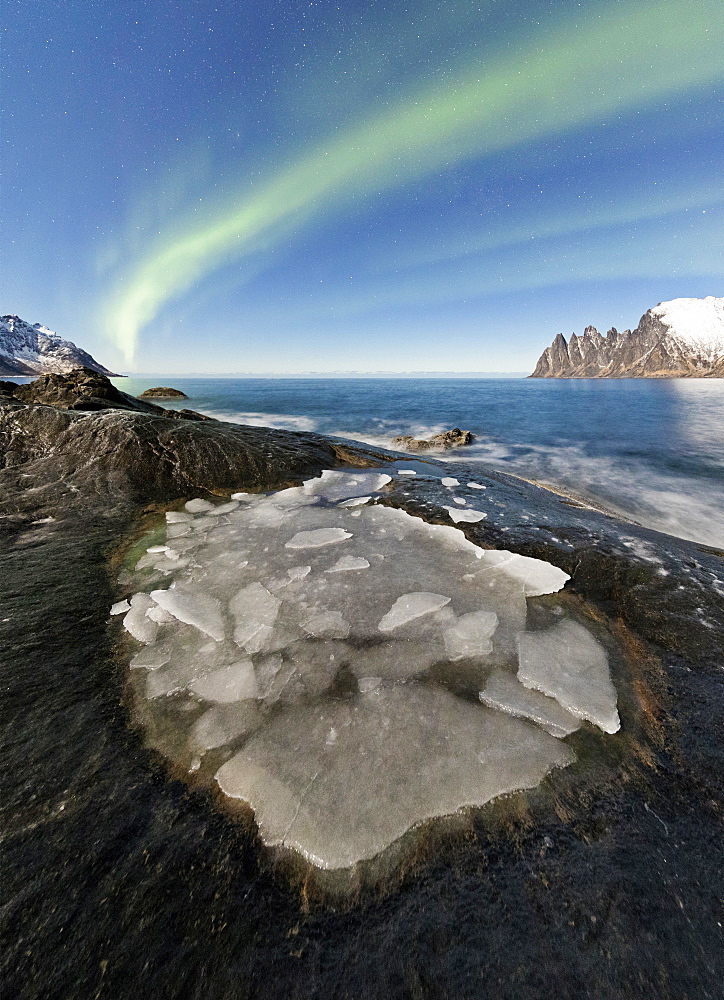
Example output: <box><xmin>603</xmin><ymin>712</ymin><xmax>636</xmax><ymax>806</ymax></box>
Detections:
<box><xmin>651</xmin><ymin>297</ymin><xmax>724</xmax><ymax>362</ymax></box>
<box><xmin>0</xmin><ymin>315</ymin><xmax>119</xmax><ymax>377</ymax></box>
<box><xmin>530</xmin><ymin>296</ymin><xmax>724</xmax><ymax>378</ymax></box>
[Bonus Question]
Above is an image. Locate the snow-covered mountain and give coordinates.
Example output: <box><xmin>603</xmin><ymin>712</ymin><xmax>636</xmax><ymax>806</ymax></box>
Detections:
<box><xmin>530</xmin><ymin>296</ymin><xmax>724</xmax><ymax>378</ymax></box>
<box><xmin>0</xmin><ymin>315</ymin><xmax>119</xmax><ymax>377</ymax></box>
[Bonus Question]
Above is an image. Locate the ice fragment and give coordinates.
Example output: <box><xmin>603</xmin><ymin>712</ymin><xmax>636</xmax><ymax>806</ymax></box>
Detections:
<box><xmin>190</xmin><ymin>659</ymin><xmax>259</xmax><ymax>703</ymax></box>
<box><xmin>517</xmin><ymin>620</ymin><xmax>620</xmax><ymax>734</ymax></box>
<box><xmin>443</xmin><ymin>611</ymin><xmax>498</xmax><ymax>660</ymax></box>
<box><xmin>191</xmin><ymin>702</ymin><xmax>261</xmax><ymax>751</ymax></box>
<box><xmin>150</xmin><ymin>588</ymin><xmax>225</xmax><ymax>641</ymax></box>
<box><xmin>302</xmin><ymin>611</ymin><xmax>351</xmax><ymax>639</ymax></box>
<box><xmin>185</xmin><ymin>498</ymin><xmax>215</xmax><ymax>513</ymax></box>
<box><xmin>285</xmin><ymin>527</ymin><xmax>352</xmax><ymax>549</ymax></box>
<box><xmin>480</xmin><ymin>669</ymin><xmax>581</xmax><ymax>737</ymax></box>
<box><xmin>123</xmin><ymin>593</ymin><xmax>158</xmax><ymax>644</ymax></box>
<box><xmin>443</xmin><ymin>506</ymin><xmax>487</xmax><ymax>523</ymax></box>
<box><xmin>325</xmin><ymin>555</ymin><xmax>371</xmax><ymax>573</ymax></box>
<box><xmin>378</xmin><ymin>592</ymin><xmax>451</xmax><ymax>632</ymax></box>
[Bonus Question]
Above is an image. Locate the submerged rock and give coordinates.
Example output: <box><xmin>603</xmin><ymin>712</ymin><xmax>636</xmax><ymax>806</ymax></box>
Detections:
<box><xmin>392</xmin><ymin>428</ymin><xmax>475</xmax><ymax>452</ymax></box>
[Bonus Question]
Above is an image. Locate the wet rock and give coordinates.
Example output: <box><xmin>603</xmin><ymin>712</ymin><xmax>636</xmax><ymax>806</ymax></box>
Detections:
<box><xmin>392</xmin><ymin>427</ymin><xmax>474</xmax><ymax>452</ymax></box>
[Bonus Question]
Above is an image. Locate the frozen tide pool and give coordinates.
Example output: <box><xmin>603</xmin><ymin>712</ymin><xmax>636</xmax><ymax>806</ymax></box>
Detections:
<box><xmin>118</xmin><ymin>469</ymin><xmax>620</xmax><ymax>870</ymax></box>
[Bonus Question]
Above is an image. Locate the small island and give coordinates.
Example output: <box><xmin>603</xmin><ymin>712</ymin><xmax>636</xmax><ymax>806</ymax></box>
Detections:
<box><xmin>138</xmin><ymin>386</ymin><xmax>189</xmax><ymax>399</ymax></box>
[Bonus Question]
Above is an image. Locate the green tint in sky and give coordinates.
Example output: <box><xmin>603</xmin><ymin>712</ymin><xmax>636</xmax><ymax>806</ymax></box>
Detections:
<box><xmin>104</xmin><ymin>0</ymin><xmax>724</xmax><ymax>363</ymax></box>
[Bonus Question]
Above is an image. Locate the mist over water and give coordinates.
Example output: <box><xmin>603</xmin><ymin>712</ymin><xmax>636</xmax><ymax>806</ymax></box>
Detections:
<box><xmin>117</xmin><ymin>377</ymin><xmax>724</xmax><ymax>548</ymax></box>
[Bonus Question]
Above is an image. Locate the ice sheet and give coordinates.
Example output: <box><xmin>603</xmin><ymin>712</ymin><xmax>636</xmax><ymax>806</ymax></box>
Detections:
<box><xmin>216</xmin><ymin>686</ymin><xmax>575</xmax><ymax>869</ymax></box>
<box><xmin>120</xmin><ymin>470</ymin><xmax>618</xmax><ymax>870</ymax></box>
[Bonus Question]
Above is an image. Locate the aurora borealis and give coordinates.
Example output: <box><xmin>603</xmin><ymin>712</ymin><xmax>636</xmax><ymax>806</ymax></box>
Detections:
<box><xmin>4</xmin><ymin>0</ymin><xmax>723</xmax><ymax>372</ymax></box>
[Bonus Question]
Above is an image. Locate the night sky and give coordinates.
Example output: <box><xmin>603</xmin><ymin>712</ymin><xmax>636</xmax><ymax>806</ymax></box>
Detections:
<box><xmin>3</xmin><ymin>0</ymin><xmax>723</xmax><ymax>373</ymax></box>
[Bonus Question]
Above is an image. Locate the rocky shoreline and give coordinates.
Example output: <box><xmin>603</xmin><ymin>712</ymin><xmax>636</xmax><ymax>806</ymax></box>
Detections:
<box><xmin>1</xmin><ymin>371</ymin><xmax>723</xmax><ymax>998</ymax></box>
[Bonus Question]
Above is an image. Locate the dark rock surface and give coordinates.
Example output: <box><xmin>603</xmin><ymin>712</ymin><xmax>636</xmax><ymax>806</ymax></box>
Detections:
<box><xmin>0</xmin><ymin>368</ymin><xmax>209</xmax><ymax>422</ymax></box>
<box><xmin>392</xmin><ymin>427</ymin><xmax>474</xmax><ymax>451</ymax></box>
<box><xmin>138</xmin><ymin>386</ymin><xmax>189</xmax><ymax>399</ymax></box>
<box><xmin>1</xmin><ymin>382</ymin><xmax>722</xmax><ymax>999</ymax></box>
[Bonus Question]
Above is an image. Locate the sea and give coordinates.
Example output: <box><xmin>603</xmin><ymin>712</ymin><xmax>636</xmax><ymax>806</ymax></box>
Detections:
<box><xmin>114</xmin><ymin>376</ymin><xmax>724</xmax><ymax>549</ymax></box>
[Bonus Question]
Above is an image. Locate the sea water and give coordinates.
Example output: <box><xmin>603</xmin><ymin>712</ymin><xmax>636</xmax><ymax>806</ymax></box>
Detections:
<box><xmin>115</xmin><ymin>376</ymin><xmax>724</xmax><ymax>548</ymax></box>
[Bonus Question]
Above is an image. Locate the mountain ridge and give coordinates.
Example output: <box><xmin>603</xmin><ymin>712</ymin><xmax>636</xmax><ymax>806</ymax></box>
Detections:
<box><xmin>0</xmin><ymin>315</ymin><xmax>119</xmax><ymax>377</ymax></box>
<box><xmin>530</xmin><ymin>296</ymin><xmax>724</xmax><ymax>378</ymax></box>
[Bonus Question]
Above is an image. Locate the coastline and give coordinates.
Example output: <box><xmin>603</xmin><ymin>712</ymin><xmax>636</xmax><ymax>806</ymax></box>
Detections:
<box><xmin>1</xmin><ymin>377</ymin><xmax>723</xmax><ymax>997</ymax></box>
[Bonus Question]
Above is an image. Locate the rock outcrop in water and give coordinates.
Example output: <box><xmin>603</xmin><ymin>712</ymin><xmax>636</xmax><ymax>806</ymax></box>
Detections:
<box><xmin>1</xmin><ymin>368</ymin><xmax>723</xmax><ymax>998</ymax></box>
<box><xmin>0</xmin><ymin>368</ymin><xmax>208</xmax><ymax>422</ymax></box>
<box><xmin>392</xmin><ymin>427</ymin><xmax>474</xmax><ymax>451</ymax></box>
<box><xmin>0</xmin><ymin>314</ymin><xmax>120</xmax><ymax>377</ymax></box>
<box><xmin>138</xmin><ymin>387</ymin><xmax>189</xmax><ymax>399</ymax></box>
<box><xmin>531</xmin><ymin>295</ymin><xmax>724</xmax><ymax>377</ymax></box>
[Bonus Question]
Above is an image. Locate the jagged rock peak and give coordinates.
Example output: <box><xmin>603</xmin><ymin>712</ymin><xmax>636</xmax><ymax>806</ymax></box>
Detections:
<box><xmin>530</xmin><ymin>296</ymin><xmax>724</xmax><ymax>378</ymax></box>
<box><xmin>0</xmin><ymin>314</ymin><xmax>120</xmax><ymax>377</ymax></box>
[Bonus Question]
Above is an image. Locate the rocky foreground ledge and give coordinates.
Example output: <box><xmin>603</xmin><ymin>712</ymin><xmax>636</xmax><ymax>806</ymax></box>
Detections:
<box><xmin>1</xmin><ymin>371</ymin><xmax>723</xmax><ymax>999</ymax></box>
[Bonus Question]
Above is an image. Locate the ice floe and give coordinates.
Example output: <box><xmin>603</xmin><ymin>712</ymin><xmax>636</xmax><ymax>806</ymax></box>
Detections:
<box><xmin>517</xmin><ymin>620</ymin><xmax>620</xmax><ymax>733</ymax></box>
<box><xmin>118</xmin><ymin>468</ymin><xmax>621</xmax><ymax>870</ymax></box>
<box><xmin>185</xmin><ymin>498</ymin><xmax>215</xmax><ymax>513</ymax></box>
<box><xmin>123</xmin><ymin>593</ymin><xmax>158</xmax><ymax>643</ymax></box>
<box><xmin>443</xmin><ymin>611</ymin><xmax>498</xmax><ymax>660</ymax></box>
<box><xmin>378</xmin><ymin>592</ymin><xmax>451</xmax><ymax>632</ymax></box>
<box><xmin>285</xmin><ymin>527</ymin><xmax>353</xmax><ymax>549</ymax></box>
<box><xmin>325</xmin><ymin>555</ymin><xmax>371</xmax><ymax>572</ymax></box>
<box><xmin>190</xmin><ymin>659</ymin><xmax>259</xmax><ymax>703</ymax></box>
<box><xmin>150</xmin><ymin>588</ymin><xmax>225</xmax><ymax>641</ymax></box>
<box><xmin>480</xmin><ymin>669</ymin><xmax>581</xmax><ymax>737</ymax></box>
<box><xmin>166</xmin><ymin>511</ymin><xmax>192</xmax><ymax>523</ymax></box>
<box><xmin>443</xmin><ymin>506</ymin><xmax>487</xmax><ymax>523</ymax></box>
<box><xmin>476</xmin><ymin>550</ymin><xmax>569</xmax><ymax>597</ymax></box>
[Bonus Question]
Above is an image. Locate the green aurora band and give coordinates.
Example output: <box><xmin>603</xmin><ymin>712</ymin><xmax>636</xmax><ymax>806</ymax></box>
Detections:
<box><xmin>105</xmin><ymin>0</ymin><xmax>724</xmax><ymax>363</ymax></box>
